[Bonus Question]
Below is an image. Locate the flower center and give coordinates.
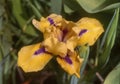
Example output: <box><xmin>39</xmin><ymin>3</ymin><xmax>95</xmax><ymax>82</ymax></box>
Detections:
<box><xmin>79</xmin><ymin>29</ymin><xmax>87</xmax><ymax>36</ymax></box>
<box><xmin>62</xmin><ymin>29</ymin><xmax>68</xmax><ymax>41</ymax></box>
<box><xmin>34</xmin><ymin>47</ymin><xmax>45</xmax><ymax>55</ymax></box>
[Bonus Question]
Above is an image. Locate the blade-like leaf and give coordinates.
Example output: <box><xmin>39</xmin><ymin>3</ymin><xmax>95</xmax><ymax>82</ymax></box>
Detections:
<box><xmin>63</xmin><ymin>0</ymin><xmax>81</xmax><ymax>11</ymax></box>
<box><xmin>64</xmin><ymin>4</ymin><xmax>74</xmax><ymax>14</ymax></box>
<box><xmin>11</xmin><ymin>0</ymin><xmax>38</xmax><ymax>36</ymax></box>
<box><xmin>0</xmin><ymin>68</ymin><xmax>3</xmax><ymax>84</ymax></box>
<box><xmin>51</xmin><ymin>0</ymin><xmax>62</xmax><ymax>14</ymax></box>
<box><xmin>77</xmin><ymin>46</ymin><xmax>90</xmax><ymax>75</ymax></box>
<box><xmin>104</xmin><ymin>63</ymin><xmax>120</xmax><ymax>84</ymax></box>
<box><xmin>98</xmin><ymin>8</ymin><xmax>119</xmax><ymax>67</ymax></box>
<box><xmin>26</xmin><ymin>0</ymin><xmax>42</xmax><ymax>18</ymax></box>
<box><xmin>70</xmin><ymin>76</ymin><xmax>79</xmax><ymax>84</ymax></box>
<box><xmin>76</xmin><ymin>0</ymin><xmax>120</xmax><ymax>13</ymax></box>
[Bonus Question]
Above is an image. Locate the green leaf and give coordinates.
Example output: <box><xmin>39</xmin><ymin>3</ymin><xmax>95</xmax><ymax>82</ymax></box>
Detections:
<box><xmin>0</xmin><ymin>5</ymin><xmax>5</xmax><ymax>16</ymax></box>
<box><xmin>78</xmin><ymin>46</ymin><xmax>90</xmax><ymax>75</ymax></box>
<box><xmin>64</xmin><ymin>4</ymin><xmax>74</xmax><ymax>14</ymax></box>
<box><xmin>51</xmin><ymin>0</ymin><xmax>62</xmax><ymax>14</ymax></box>
<box><xmin>11</xmin><ymin>0</ymin><xmax>38</xmax><ymax>36</ymax></box>
<box><xmin>11</xmin><ymin>0</ymin><xmax>26</xmax><ymax>28</ymax></box>
<box><xmin>76</xmin><ymin>0</ymin><xmax>120</xmax><ymax>13</ymax></box>
<box><xmin>104</xmin><ymin>63</ymin><xmax>120</xmax><ymax>84</ymax></box>
<box><xmin>64</xmin><ymin>0</ymin><xmax>81</xmax><ymax>11</ymax></box>
<box><xmin>12</xmin><ymin>65</ymin><xmax>16</xmax><ymax>84</ymax></box>
<box><xmin>0</xmin><ymin>27</ymin><xmax>12</xmax><ymax>56</ymax></box>
<box><xmin>27</xmin><ymin>0</ymin><xmax>42</xmax><ymax>18</ymax></box>
<box><xmin>0</xmin><ymin>43</ymin><xmax>4</xmax><ymax>62</ymax></box>
<box><xmin>33</xmin><ymin>0</ymin><xmax>43</xmax><ymax>12</ymax></box>
<box><xmin>0</xmin><ymin>68</ymin><xmax>3</xmax><ymax>84</ymax></box>
<box><xmin>0</xmin><ymin>5</ymin><xmax>5</xmax><ymax>30</ymax></box>
<box><xmin>98</xmin><ymin>8</ymin><xmax>119</xmax><ymax>67</ymax></box>
<box><xmin>70</xmin><ymin>76</ymin><xmax>79</xmax><ymax>84</ymax></box>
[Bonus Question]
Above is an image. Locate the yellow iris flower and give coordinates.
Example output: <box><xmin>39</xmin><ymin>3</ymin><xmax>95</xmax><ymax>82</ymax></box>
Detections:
<box><xmin>17</xmin><ymin>14</ymin><xmax>104</xmax><ymax>78</ymax></box>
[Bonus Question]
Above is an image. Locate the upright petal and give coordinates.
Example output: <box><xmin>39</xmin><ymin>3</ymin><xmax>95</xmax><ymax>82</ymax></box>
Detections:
<box><xmin>57</xmin><ymin>51</ymin><xmax>84</xmax><ymax>78</ymax></box>
<box><xmin>32</xmin><ymin>17</ymin><xmax>50</xmax><ymax>32</ymax></box>
<box><xmin>62</xmin><ymin>21</ymin><xmax>77</xmax><ymax>41</ymax></box>
<box><xmin>44</xmin><ymin>27</ymin><xmax>63</xmax><ymax>41</ymax></box>
<box><xmin>18</xmin><ymin>43</ymin><xmax>52</xmax><ymax>72</ymax></box>
<box><xmin>66</xmin><ymin>36</ymin><xmax>78</xmax><ymax>52</ymax></box>
<box><xmin>47</xmin><ymin>14</ymin><xmax>63</xmax><ymax>27</ymax></box>
<box><xmin>32</xmin><ymin>14</ymin><xmax>68</xmax><ymax>35</ymax></box>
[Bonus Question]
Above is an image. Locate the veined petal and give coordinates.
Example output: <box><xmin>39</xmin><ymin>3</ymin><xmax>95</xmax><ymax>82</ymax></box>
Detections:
<box><xmin>76</xmin><ymin>17</ymin><xmax>104</xmax><ymax>46</ymax></box>
<box><xmin>18</xmin><ymin>43</ymin><xmax>52</xmax><ymax>72</ymax></box>
<box><xmin>43</xmin><ymin>37</ymin><xmax>67</xmax><ymax>57</ymax></box>
<box><xmin>57</xmin><ymin>52</ymin><xmax>84</xmax><ymax>78</ymax></box>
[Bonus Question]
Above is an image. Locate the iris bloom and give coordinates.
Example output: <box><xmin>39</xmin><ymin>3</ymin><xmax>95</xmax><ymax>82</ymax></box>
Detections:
<box><xmin>18</xmin><ymin>14</ymin><xmax>104</xmax><ymax>78</ymax></box>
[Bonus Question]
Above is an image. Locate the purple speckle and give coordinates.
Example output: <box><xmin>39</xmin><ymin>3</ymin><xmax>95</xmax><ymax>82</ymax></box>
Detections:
<box><xmin>79</xmin><ymin>29</ymin><xmax>87</xmax><ymax>36</ymax></box>
<box><xmin>34</xmin><ymin>47</ymin><xmax>45</xmax><ymax>55</ymax></box>
<box><xmin>64</xmin><ymin>55</ymin><xmax>72</xmax><ymax>64</ymax></box>
<box><xmin>47</xmin><ymin>18</ymin><xmax>54</xmax><ymax>25</ymax></box>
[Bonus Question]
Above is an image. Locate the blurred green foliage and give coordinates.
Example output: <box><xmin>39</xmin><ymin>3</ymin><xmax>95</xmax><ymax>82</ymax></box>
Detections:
<box><xmin>0</xmin><ymin>0</ymin><xmax>120</xmax><ymax>84</ymax></box>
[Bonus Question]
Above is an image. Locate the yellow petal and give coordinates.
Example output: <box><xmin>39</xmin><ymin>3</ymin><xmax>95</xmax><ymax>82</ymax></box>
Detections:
<box><xmin>75</xmin><ymin>17</ymin><xmax>104</xmax><ymax>46</ymax></box>
<box><xmin>32</xmin><ymin>18</ymin><xmax>50</xmax><ymax>32</ymax></box>
<box><xmin>43</xmin><ymin>37</ymin><xmax>67</xmax><ymax>57</ymax></box>
<box><xmin>62</xmin><ymin>21</ymin><xmax>77</xmax><ymax>41</ymax></box>
<box><xmin>66</xmin><ymin>36</ymin><xmax>78</xmax><ymax>52</ymax></box>
<box><xmin>46</xmin><ymin>14</ymin><xmax>68</xmax><ymax>30</ymax></box>
<box><xmin>18</xmin><ymin>43</ymin><xmax>52</xmax><ymax>72</ymax></box>
<box><xmin>47</xmin><ymin>14</ymin><xmax>62</xmax><ymax>26</ymax></box>
<box><xmin>57</xmin><ymin>52</ymin><xmax>84</xmax><ymax>78</ymax></box>
<box><xmin>32</xmin><ymin>14</ymin><xmax>65</xmax><ymax>33</ymax></box>
<box><xmin>44</xmin><ymin>27</ymin><xmax>63</xmax><ymax>41</ymax></box>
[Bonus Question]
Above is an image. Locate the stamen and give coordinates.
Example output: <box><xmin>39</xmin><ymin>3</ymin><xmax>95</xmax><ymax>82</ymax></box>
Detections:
<box><xmin>34</xmin><ymin>47</ymin><xmax>45</xmax><ymax>55</ymax></box>
<box><xmin>79</xmin><ymin>29</ymin><xmax>87</xmax><ymax>36</ymax></box>
<box><xmin>64</xmin><ymin>55</ymin><xmax>72</xmax><ymax>64</ymax></box>
<box><xmin>47</xmin><ymin>18</ymin><xmax>54</xmax><ymax>25</ymax></box>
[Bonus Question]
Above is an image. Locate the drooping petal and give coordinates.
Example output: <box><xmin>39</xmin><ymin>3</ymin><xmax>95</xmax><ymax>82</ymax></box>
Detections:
<box><xmin>18</xmin><ymin>43</ymin><xmax>52</xmax><ymax>72</ymax></box>
<box><xmin>43</xmin><ymin>37</ymin><xmax>67</xmax><ymax>57</ymax></box>
<box><xmin>73</xmin><ymin>17</ymin><xmax>104</xmax><ymax>46</ymax></box>
<box><xmin>57</xmin><ymin>51</ymin><xmax>84</xmax><ymax>78</ymax></box>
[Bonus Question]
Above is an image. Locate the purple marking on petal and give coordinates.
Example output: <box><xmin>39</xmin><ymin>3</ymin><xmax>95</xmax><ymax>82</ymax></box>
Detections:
<box><xmin>34</xmin><ymin>47</ymin><xmax>45</xmax><ymax>55</ymax></box>
<box><xmin>62</xmin><ymin>29</ymin><xmax>68</xmax><ymax>41</ymax></box>
<box><xmin>79</xmin><ymin>29</ymin><xmax>87</xmax><ymax>36</ymax></box>
<box><xmin>47</xmin><ymin>18</ymin><xmax>54</xmax><ymax>25</ymax></box>
<box><xmin>64</xmin><ymin>56</ymin><xmax>72</xmax><ymax>64</ymax></box>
